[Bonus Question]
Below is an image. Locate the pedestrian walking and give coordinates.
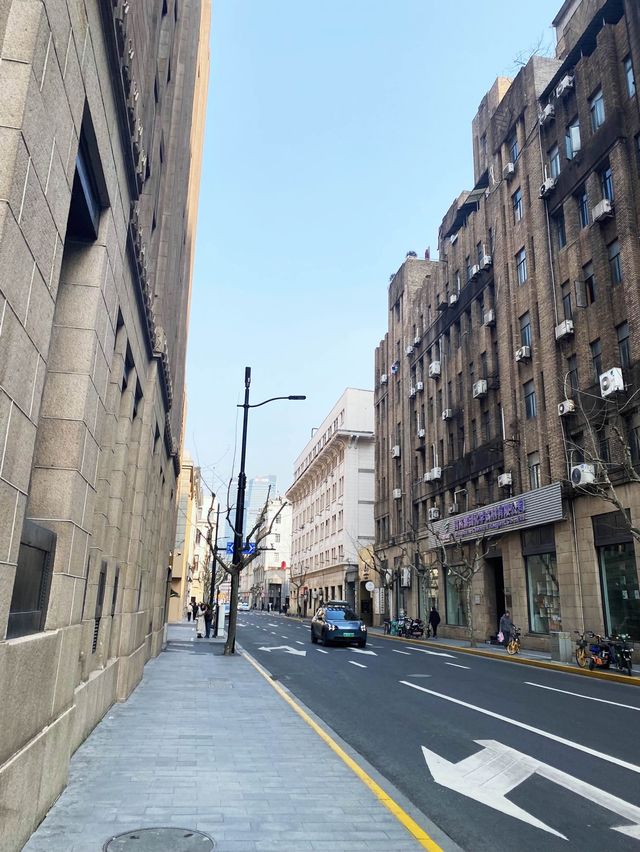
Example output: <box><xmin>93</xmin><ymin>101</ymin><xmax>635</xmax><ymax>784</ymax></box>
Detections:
<box><xmin>190</xmin><ymin>598</ymin><xmax>198</xmax><ymax>623</ymax></box>
<box><xmin>428</xmin><ymin>606</ymin><xmax>441</xmax><ymax>638</ymax></box>
<box><xmin>204</xmin><ymin>604</ymin><xmax>213</xmax><ymax>639</ymax></box>
<box><xmin>186</xmin><ymin>603</ymin><xmax>191</xmax><ymax>622</ymax></box>
<box><xmin>196</xmin><ymin>603</ymin><xmax>206</xmax><ymax>638</ymax></box>
<box><xmin>499</xmin><ymin>610</ymin><xmax>513</xmax><ymax>647</ymax></box>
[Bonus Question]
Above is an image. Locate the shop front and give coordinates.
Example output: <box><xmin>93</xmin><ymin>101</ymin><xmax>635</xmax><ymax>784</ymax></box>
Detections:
<box><xmin>593</xmin><ymin>510</ymin><xmax>640</xmax><ymax>641</ymax></box>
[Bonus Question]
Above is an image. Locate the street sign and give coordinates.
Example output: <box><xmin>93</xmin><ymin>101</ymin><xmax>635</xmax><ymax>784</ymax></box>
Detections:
<box><xmin>421</xmin><ymin>739</ymin><xmax>640</xmax><ymax>840</ymax></box>
<box><xmin>365</xmin><ymin>581</ymin><xmax>375</xmax><ymax>591</ymax></box>
<box><xmin>225</xmin><ymin>541</ymin><xmax>256</xmax><ymax>555</ymax></box>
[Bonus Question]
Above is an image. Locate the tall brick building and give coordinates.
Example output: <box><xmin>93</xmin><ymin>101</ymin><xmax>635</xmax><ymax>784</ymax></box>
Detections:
<box><xmin>375</xmin><ymin>0</ymin><xmax>640</xmax><ymax>647</ymax></box>
<box><xmin>0</xmin><ymin>2</ymin><xmax>210</xmax><ymax>847</ymax></box>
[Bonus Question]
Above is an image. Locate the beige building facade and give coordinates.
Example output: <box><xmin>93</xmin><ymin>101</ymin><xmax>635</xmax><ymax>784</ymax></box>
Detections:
<box><xmin>0</xmin><ymin>2</ymin><xmax>210</xmax><ymax>849</ymax></box>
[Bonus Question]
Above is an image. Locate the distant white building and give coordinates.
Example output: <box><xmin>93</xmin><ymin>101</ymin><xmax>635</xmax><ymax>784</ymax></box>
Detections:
<box><xmin>249</xmin><ymin>497</ymin><xmax>292</xmax><ymax>610</ymax></box>
<box><xmin>286</xmin><ymin>388</ymin><xmax>374</xmax><ymax>616</ymax></box>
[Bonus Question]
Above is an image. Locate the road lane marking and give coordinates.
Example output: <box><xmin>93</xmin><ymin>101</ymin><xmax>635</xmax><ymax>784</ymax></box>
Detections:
<box><xmin>243</xmin><ymin>654</ymin><xmax>443</xmax><ymax>850</ymax></box>
<box><xmin>408</xmin><ymin>648</ymin><xmax>457</xmax><ymax>658</ymax></box>
<box><xmin>295</xmin><ymin>641</ymin><xmax>305</xmax><ymax>645</ymax></box>
<box><xmin>270</xmin><ymin>631</ymin><xmax>277</xmax><ymax>635</ymax></box>
<box><xmin>525</xmin><ymin>681</ymin><xmax>640</xmax><ymax>711</ymax></box>
<box><xmin>316</xmin><ymin>649</ymin><xmax>329</xmax><ymax>654</ymax></box>
<box><xmin>400</xmin><ymin>680</ymin><xmax>640</xmax><ymax>775</ymax></box>
<box><xmin>393</xmin><ymin>650</ymin><xmax>412</xmax><ymax>656</ymax></box>
<box><xmin>258</xmin><ymin>645</ymin><xmax>306</xmax><ymax>656</ymax></box>
<box><xmin>348</xmin><ymin>661</ymin><xmax>367</xmax><ymax>669</ymax></box>
<box><xmin>445</xmin><ymin>663</ymin><xmax>470</xmax><ymax>670</ymax></box>
<box><xmin>351</xmin><ymin>648</ymin><xmax>377</xmax><ymax>656</ymax></box>
<box><xmin>281</xmin><ymin>635</ymin><xmax>288</xmax><ymax>639</ymax></box>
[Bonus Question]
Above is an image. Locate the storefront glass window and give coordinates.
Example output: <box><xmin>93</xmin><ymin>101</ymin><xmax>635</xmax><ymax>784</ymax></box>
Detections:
<box><xmin>525</xmin><ymin>553</ymin><xmax>562</xmax><ymax>634</ymax></box>
<box><xmin>599</xmin><ymin>542</ymin><xmax>640</xmax><ymax>640</ymax></box>
<box><xmin>445</xmin><ymin>569</ymin><xmax>467</xmax><ymax>626</ymax></box>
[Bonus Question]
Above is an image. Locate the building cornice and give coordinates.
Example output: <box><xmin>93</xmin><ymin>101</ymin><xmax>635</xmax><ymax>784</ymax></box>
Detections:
<box><xmin>286</xmin><ymin>429</ymin><xmax>373</xmax><ymax>502</ymax></box>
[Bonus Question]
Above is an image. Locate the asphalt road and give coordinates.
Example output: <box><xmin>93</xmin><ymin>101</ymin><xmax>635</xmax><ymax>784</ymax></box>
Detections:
<box><xmin>236</xmin><ymin>610</ymin><xmax>640</xmax><ymax>852</ymax></box>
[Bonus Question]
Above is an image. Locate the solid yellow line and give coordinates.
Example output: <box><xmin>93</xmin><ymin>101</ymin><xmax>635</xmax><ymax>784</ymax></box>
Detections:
<box><xmin>243</xmin><ymin>651</ymin><xmax>442</xmax><ymax>851</ymax></box>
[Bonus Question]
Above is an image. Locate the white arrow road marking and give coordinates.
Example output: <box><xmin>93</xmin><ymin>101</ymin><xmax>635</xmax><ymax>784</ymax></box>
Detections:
<box><xmin>445</xmin><ymin>662</ymin><xmax>470</xmax><ymax>669</ymax></box>
<box><xmin>351</xmin><ymin>648</ymin><xmax>377</xmax><ymax>656</ymax></box>
<box><xmin>422</xmin><ymin>739</ymin><xmax>640</xmax><ymax>840</ymax></box>
<box><xmin>407</xmin><ymin>647</ymin><xmax>457</xmax><ymax>658</ymax></box>
<box><xmin>525</xmin><ymin>682</ymin><xmax>640</xmax><ymax>711</ymax></box>
<box><xmin>393</xmin><ymin>650</ymin><xmax>412</xmax><ymax>656</ymax></box>
<box><xmin>258</xmin><ymin>645</ymin><xmax>307</xmax><ymax>656</ymax></box>
<box><xmin>401</xmin><ymin>681</ymin><xmax>640</xmax><ymax>775</ymax></box>
<box><xmin>316</xmin><ymin>649</ymin><xmax>329</xmax><ymax>654</ymax></box>
<box><xmin>348</xmin><ymin>661</ymin><xmax>367</xmax><ymax>668</ymax></box>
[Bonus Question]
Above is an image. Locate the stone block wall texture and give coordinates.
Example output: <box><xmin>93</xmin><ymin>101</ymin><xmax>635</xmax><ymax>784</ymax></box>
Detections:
<box><xmin>0</xmin><ymin>2</ymin><xmax>210</xmax><ymax>850</ymax></box>
<box><xmin>374</xmin><ymin>0</ymin><xmax>640</xmax><ymax>645</ymax></box>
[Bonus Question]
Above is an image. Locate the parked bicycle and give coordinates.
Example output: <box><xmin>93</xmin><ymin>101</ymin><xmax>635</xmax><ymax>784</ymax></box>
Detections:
<box><xmin>574</xmin><ymin>629</ymin><xmax>589</xmax><ymax>668</ymax></box>
<box><xmin>506</xmin><ymin>626</ymin><xmax>521</xmax><ymax>655</ymax></box>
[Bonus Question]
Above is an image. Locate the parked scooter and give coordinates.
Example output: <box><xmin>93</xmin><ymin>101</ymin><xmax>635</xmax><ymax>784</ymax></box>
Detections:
<box><xmin>610</xmin><ymin>634</ymin><xmax>633</xmax><ymax>676</ymax></box>
<box><xmin>587</xmin><ymin>632</ymin><xmax>612</xmax><ymax>670</ymax></box>
<box><xmin>403</xmin><ymin>617</ymin><xmax>426</xmax><ymax>638</ymax></box>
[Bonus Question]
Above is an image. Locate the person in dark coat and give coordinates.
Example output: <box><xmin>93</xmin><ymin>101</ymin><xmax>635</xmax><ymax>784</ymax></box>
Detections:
<box><xmin>428</xmin><ymin>606</ymin><xmax>441</xmax><ymax>638</ymax></box>
<box><xmin>204</xmin><ymin>604</ymin><xmax>213</xmax><ymax>638</ymax></box>
<box><xmin>499</xmin><ymin>610</ymin><xmax>514</xmax><ymax>647</ymax></box>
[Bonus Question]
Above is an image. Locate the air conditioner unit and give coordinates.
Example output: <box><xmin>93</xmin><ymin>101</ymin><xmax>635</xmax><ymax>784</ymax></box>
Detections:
<box><xmin>470</xmin><ymin>264</ymin><xmax>481</xmax><ymax>280</ymax></box>
<box><xmin>515</xmin><ymin>345</ymin><xmax>531</xmax><ymax>362</ymax></box>
<box><xmin>417</xmin><ymin>428</ymin><xmax>426</xmax><ymax>439</ymax></box>
<box><xmin>390</xmin><ymin>360</ymin><xmax>400</xmax><ymax>375</ymax></box>
<box><xmin>539</xmin><ymin>103</ymin><xmax>555</xmax><ymax>125</ymax></box>
<box><xmin>498</xmin><ymin>472</ymin><xmax>512</xmax><ymax>488</ymax></box>
<box><xmin>449</xmin><ymin>292</ymin><xmax>459</xmax><ymax>306</ymax></box>
<box><xmin>416</xmin><ymin>381</ymin><xmax>424</xmax><ymax>392</ymax></box>
<box><xmin>391</xmin><ymin>445</ymin><xmax>401</xmax><ymax>458</ymax></box>
<box><xmin>442</xmin><ymin>409</ymin><xmax>454</xmax><ymax>421</ymax></box>
<box><xmin>554</xmin><ymin>319</ymin><xmax>574</xmax><ymax>341</ymax></box>
<box><xmin>431</xmin><ymin>466</ymin><xmax>442</xmax><ymax>480</ymax></box>
<box><xmin>599</xmin><ymin>367</ymin><xmax>624</xmax><ymax>398</ymax></box>
<box><xmin>428</xmin><ymin>507</ymin><xmax>440</xmax><ymax>521</ymax></box>
<box><xmin>592</xmin><ymin>199</ymin><xmax>613</xmax><ymax>223</ymax></box>
<box><xmin>571</xmin><ymin>463</ymin><xmax>596</xmax><ymax>487</ymax></box>
<box><xmin>473</xmin><ymin>379</ymin><xmax>488</xmax><ymax>398</ymax></box>
<box><xmin>483</xmin><ymin>309</ymin><xmax>496</xmax><ymax>327</ymax></box>
<box><xmin>556</xmin><ymin>74</ymin><xmax>574</xmax><ymax>98</ymax></box>
<box><xmin>405</xmin><ymin>344</ymin><xmax>414</xmax><ymax>356</ymax></box>
<box><xmin>423</xmin><ymin>471</ymin><xmax>433</xmax><ymax>482</ymax></box>
<box><xmin>380</xmin><ymin>373</ymin><xmax>388</xmax><ymax>384</ymax></box>
<box><xmin>539</xmin><ymin>177</ymin><xmax>557</xmax><ymax>198</ymax></box>
<box><xmin>392</xmin><ymin>488</ymin><xmax>402</xmax><ymax>499</ymax></box>
<box><xmin>558</xmin><ymin>399</ymin><xmax>576</xmax><ymax>417</ymax></box>
<box><xmin>503</xmin><ymin>162</ymin><xmax>515</xmax><ymax>180</ymax></box>
<box><xmin>429</xmin><ymin>361</ymin><xmax>441</xmax><ymax>379</ymax></box>
<box><xmin>409</xmin><ymin>386</ymin><xmax>417</xmax><ymax>398</ymax></box>
<box><xmin>448</xmin><ymin>503</ymin><xmax>460</xmax><ymax>515</ymax></box>
<box><xmin>481</xmin><ymin>254</ymin><xmax>492</xmax><ymax>269</ymax></box>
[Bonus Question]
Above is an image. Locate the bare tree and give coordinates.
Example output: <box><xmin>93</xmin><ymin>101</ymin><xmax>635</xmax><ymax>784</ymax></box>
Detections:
<box><xmin>288</xmin><ymin>564</ymin><xmax>310</xmax><ymax>615</ymax></box>
<box><xmin>511</xmin><ymin>32</ymin><xmax>554</xmax><ymax>70</ymax></box>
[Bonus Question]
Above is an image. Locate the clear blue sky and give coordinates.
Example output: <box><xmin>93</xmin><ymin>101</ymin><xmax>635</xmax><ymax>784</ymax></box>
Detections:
<box><xmin>185</xmin><ymin>0</ymin><xmax>561</xmax><ymax>498</ymax></box>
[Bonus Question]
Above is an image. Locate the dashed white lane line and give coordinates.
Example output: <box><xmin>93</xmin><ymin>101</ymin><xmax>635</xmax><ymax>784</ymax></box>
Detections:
<box><xmin>281</xmin><ymin>635</ymin><xmax>288</xmax><ymax>639</ymax></box>
<box><xmin>525</xmin><ymin>681</ymin><xmax>640</xmax><ymax>711</ymax></box>
<box><xmin>348</xmin><ymin>661</ymin><xmax>367</xmax><ymax>669</ymax></box>
<box><xmin>316</xmin><ymin>649</ymin><xmax>329</xmax><ymax>654</ymax></box>
<box><xmin>295</xmin><ymin>641</ymin><xmax>305</xmax><ymax>646</ymax></box>
<box><xmin>393</xmin><ymin>650</ymin><xmax>412</xmax><ymax>656</ymax></box>
<box><xmin>270</xmin><ymin>631</ymin><xmax>277</xmax><ymax>635</ymax></box>
<box><xmin>408</xmin><ymin>647</ymin><xmax>457</xmax><ymax>658</ymax></box>
<box><xmin>445</xmin><ymin>662</ymin><xmax>470</xmax><ymax>669</ymax></box>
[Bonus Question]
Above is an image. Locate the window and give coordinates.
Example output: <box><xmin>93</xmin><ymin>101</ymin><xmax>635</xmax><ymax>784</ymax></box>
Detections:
<box><xmin>561</xmin><ymin>281</ymin><xmax>572</xmax><ymax>320</ymax></box>
<box><xmin>445</xmin><ymin>569</ymin><xmax>468</xmax><ymax>626</ymax></box>
<box><xmin>553</xmin><ymin>209</ymin><xmax>566</xmax><ymax>248</ymax></box>
<box><xmin>577</xmin><ymin>186</ymin><xmax>589</xmax><ymax>228</ymax></box>
<box><xmin>590</xmin><ymin>338</ymin><xmax>602</xmax><ymax>382</ymax></box>
<box><xmin>629</xmin><ymin>422</ymin><xmax>640</xmax><ymax>463</ymax></box>
<box><xmin>507</xmin><ymin>130</ymin><xmax>519</xmax><ymax>163</ymax></box>
<box><xmin>567</xmin><ymin>354</ymin><xmax>579</xmax><ymax>394</ymax></box>
<box><xmin>476</xmin><ymin>241</ymin><xmax>483</xmax><ymax>265</ymax></box>
<box><xmin>625</xmin><ymin>55</ymin><xmax>636</xmax><ymax>98</ymax></box>
<box><xmin>598</xmin><ymin>541</ymin><xmax>640</xmax><ymax>640</ymax></box>
<box><xmin>526</xmin><ymin>553</ymin><xmax>561</xmax><ymax>634</ymax></box>
<box><xmin>516</xmin><ymin>248</ymin><xmax>527</xmax><ymax>285</ymax></box>
<box><xmin>471</xmin><ymin>419</ymin><xmax>477</xmax><ymax>449</ymax></box>
<box><xmin>512</xmin><ymin>187</ymin><xmax>523</xmax><ymax>222</ymax></box>
<box><xmin>7</xmin><ymin>521</ymin><xmax>56</xmax><ymax>639</ymax></box>
<box><xmin>524</xmin><ymin>380</ymin><xmax>537</xmax><ymax>419</ymax></box>
<box><xmin>589</xmin><ymin>88</ymin><xmax>605</xmax><ymax>131</ymax></box>
<box><xmin>549</xmin><ymin>144</ymin><xmax>561</xmax><ymax>178</ymax></box>
<box><xmin>600</xmin><ymin>164</ymin><xmax>614</xmax><ymax>202</ymax></box>
<box><xmin>617</xmin><ymin>321</ymin><xmax>631</xmax><ymax>368</ymax></box>
<box><xmin>583</xmin><ymin>261</ymin><xmax>596</xmax><ymax>305</ymax></box>
<box><xmin>519</xmin><ymin>312</ymin><xmax>532</xmax><ymax>348</ymax></box>
<box><xmin>608</xmin><ymin>239</ymin><xmax>622</xmax><ymax>284</ymax></box>
<box><xmin>466</xmin><ymin>256</ymin><xmax>471</xmax><ymax>282</ymax></box>
<box><xmin>528</xmin><ymin>451</ymin><xmax>541</xmax><ymax>489</ymax></box>
<box><xmin>565</xmin><ymin>117</ymin><xmax>581</xmax><ymax>159</ymax></box>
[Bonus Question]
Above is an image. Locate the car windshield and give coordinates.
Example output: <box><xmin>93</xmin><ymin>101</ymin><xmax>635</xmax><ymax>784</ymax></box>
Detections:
<box><xmin>325</xmin><ymin>608</ymin><xmax>358</xmax><ymax>621</ymax></box>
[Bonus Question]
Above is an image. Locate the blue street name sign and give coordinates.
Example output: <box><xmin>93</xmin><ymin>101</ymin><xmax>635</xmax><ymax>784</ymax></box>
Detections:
<box><xmin>225</xmin><ymin>541</ymin><xmax>256</xmax><ymax>555</ymax></box>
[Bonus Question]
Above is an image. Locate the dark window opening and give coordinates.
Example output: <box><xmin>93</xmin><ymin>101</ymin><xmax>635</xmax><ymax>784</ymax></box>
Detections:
<box><xmin>66</xmin><ymin>111</ymin><xmax>108</xmax><ymax>242</ymax></box>
<box><xmin>7</xmin><ymin>521</ymin><xmax>56</xmax><ymax>639</ymax></box>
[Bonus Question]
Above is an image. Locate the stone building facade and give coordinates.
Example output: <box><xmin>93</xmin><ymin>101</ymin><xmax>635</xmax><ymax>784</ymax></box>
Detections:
<box><xmin>375</xmin><ymin>0</ymin><xmax>640</xmax><ymax>648</ymax></box>
<box><xmin>0</xmin><ymin>2</ymin><xmax>210</xmax><ymax>848</ymax></box>
<box><xmin>287</xmin><ymin>388</ymin><xmax>374</xmax><ymax>616</ymax></box>
<box><xmin>249</xmin><ymin>496</ymin><xmax>292</xmax><ymax>610</ymax></box>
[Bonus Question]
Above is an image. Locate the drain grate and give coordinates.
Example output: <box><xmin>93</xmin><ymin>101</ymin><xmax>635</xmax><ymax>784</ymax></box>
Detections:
<box><xmin>104</xmin><ymin>827</ymin><xmax>215</xmax><ymax>851</ymax></box>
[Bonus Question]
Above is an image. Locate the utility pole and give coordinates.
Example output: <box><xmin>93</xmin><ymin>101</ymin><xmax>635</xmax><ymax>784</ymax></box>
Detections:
<box><xmin>208</xmin><ymin>504</ymin><xmax>220</xmax><ymax>633</ymax></box>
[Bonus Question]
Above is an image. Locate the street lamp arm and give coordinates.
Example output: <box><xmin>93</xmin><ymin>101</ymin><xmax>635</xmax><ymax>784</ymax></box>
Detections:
<box><xmin>239</xmin><ymin>395</ymin><xmax>306</xmax><ymax>409</ymax></box>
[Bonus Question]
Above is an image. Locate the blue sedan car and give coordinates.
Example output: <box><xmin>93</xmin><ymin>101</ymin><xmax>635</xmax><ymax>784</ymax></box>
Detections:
<box><xmin>310</xmin><ymin>605</ymin><xmax>367</xmax><ymax>647</ymax></box>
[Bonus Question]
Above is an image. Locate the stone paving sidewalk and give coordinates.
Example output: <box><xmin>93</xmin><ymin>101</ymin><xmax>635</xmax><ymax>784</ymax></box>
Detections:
<box><xmin>23</xmin><ymin>623</ymin><xmax>441</xmax><ymax>852</ymax></box>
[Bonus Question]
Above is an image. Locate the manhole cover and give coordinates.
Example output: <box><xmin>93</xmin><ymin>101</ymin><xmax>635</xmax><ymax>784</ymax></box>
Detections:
<box><xmin>104</xmin><ymin>828</ymin><xmax>215</xmax><ymax>851</ymax></box>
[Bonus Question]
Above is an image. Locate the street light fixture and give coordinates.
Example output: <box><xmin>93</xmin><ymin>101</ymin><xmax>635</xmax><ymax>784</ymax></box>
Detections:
<box><xmin>226</xmin><ymin>367</ymin><xmax>305</xmax><ymax>654</ymax></box>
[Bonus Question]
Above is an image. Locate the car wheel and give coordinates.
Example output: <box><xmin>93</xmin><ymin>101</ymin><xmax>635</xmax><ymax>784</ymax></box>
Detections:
<box><xmin>322</xmin><ymin>629</ymin><xmax>330</xmax><ymax>647</ymax></box>
<box><xmin>311</xmin><ymin>629</ymin><xmax>317</xmax><ymax>644</ymax></box>
<box><xmin>358</xmin><ymin>640</ymin><xmax>366</xmax><ymax>648</ymax></box>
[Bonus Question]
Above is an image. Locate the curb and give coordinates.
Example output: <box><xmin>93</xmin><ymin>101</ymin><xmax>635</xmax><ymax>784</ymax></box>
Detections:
<box><xmin>374</xmin><ymin>632</ymin><xmax>638</xmax><ymax>685</ymax></box>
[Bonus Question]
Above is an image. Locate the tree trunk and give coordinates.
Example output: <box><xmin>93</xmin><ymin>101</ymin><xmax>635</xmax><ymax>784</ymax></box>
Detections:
<box><xmin>224</xmin><ymin>568</ymin><xmax>240</xmax><ymax>655</ymax></box>
<box><xmin>466</xmin><ymin>582</ymin><xmax>475</xmax><ymax>648</ymax></box>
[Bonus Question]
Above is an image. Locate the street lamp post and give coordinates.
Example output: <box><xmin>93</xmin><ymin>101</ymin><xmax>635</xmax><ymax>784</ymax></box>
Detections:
<box><xmin>225</xmin><ymin>367</ymin><xmax>305</xmax><ymax>654</ymax></box>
